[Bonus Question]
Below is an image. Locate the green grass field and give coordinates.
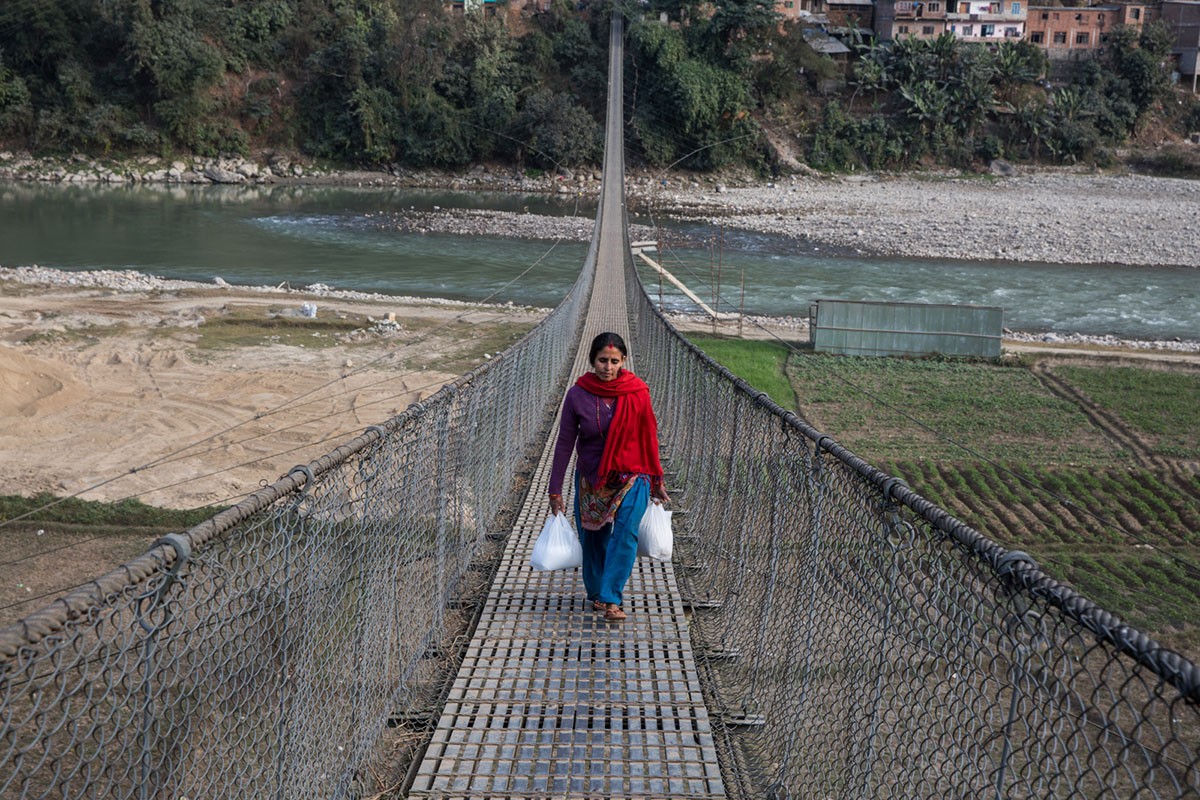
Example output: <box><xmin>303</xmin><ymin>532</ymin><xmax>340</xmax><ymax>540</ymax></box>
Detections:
<box><xmin>686</xmin><ymin>337</ymin><xmax>1200</xmax><ymax>660</ymax></box>
<box><xmin>1054</xmin><ymin>365</ymin><xmax>1200</xmax><ymax>459</ymax></box>
<box><xmin>685</xmin><ymin>334</ymin><xmax>797</xmax><ymax>409</ymax></box>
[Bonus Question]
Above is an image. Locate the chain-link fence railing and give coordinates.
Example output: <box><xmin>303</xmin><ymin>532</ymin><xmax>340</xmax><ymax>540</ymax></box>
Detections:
<box><xmin>0</xmin><ymin>252</ymin><xmax>594</xmax><ymax>798</ymax></box>
<box><xmin>627</xmin><ymin>268</ymin><xmax>1200</xmax><ymax>800</ymax></box>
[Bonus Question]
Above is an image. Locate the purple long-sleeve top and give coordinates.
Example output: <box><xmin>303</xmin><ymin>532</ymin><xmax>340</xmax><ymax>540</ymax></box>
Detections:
<box><xmin>548</xmin><ymin>385</ymin><xmax>615</xmax><ymax>495</ymax></box>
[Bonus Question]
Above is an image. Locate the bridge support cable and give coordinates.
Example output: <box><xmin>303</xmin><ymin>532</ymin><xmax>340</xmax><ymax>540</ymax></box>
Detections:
<box><xmin>407</xmin><ymin>11</ymin><xmax>725</xmax><ymax>798</ymax></box>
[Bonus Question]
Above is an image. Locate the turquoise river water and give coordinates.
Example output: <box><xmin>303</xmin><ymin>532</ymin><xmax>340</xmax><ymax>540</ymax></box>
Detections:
<box><xmin>1</xmin><ymin>182</ymin><xmax>1195</xmax><ymax>341</ymax></box>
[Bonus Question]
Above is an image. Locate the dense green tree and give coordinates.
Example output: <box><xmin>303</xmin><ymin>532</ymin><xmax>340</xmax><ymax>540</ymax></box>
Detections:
<box><xmin>808</xmin><ymin>100</ymin><xmax>908</xmax><ymax>170</ymax></box>
<box><xmin>439</xmin><ymin>18</ymin><xmax>525</xmax><ymax>159</ymax></box>
<box><xmin>703</xmin><ymin>0</ymin><xmax>780</xmax><ymax>69</ymax></box>
<box><xmin>851</xmin><ymin>42</ymin><xmax>891</xmax><ymax>108</ymax></box>
<box><xmin>992</xmin><ymin>40</ymin><xmax>1045</xmax><ymax>103</ymax></box>
<box><xmin>627</xmin><ymin>21</ymin><xmax>757</xmax><ymax>169</ymax></box>
<box><xmin>1106</xmin><ymin>21</ymin><xmax>1173</xmax><ymax>114</ymax></box>
<box><xmin>125</xmin><ymin>0</ymin><xmax>232</xmax><ymax>152</ymax></box>
<box><xmin>0</xmin><ymin>53</ymin><xmax>34</xmax><ymax>137</ymax></box>
<box><xmin>0</xmin><ymin>0</ymin><xmax>1189</xmax><ymax>172</ymax></box>
<box><xmin>515</xmin><ymin>89</ymin><xmax>601</xmax><ymax>167</ymax></box>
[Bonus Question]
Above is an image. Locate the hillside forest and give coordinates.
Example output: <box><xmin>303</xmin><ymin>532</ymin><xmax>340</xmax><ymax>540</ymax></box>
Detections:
<box><xmin>1</xmin><ymin>0</ymin><xmax>1199</xmax><ymax>174</ymax></box>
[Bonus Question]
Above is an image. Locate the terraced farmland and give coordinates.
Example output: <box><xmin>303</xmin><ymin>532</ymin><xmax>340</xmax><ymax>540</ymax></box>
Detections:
<box><xmin>690</xmin><ymin>339</ymin><xmax>1200</xmax><ymax>661</ymax></box>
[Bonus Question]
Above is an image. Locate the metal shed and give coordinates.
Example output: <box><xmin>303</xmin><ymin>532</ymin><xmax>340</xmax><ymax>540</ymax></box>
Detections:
<box><xmin>810</xmin><ymin>299</ymin><xmax>1003</xmax><ymax>358</ymax></box>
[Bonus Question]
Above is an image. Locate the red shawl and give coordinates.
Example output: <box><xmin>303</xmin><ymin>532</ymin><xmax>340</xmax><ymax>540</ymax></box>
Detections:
<box><xmin>576</xmin><ymin>369</ymin><xmax>663</xmax><ymax>485</ymax></box>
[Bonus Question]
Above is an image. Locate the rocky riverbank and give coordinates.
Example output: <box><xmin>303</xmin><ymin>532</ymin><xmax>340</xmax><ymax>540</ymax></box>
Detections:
<box><xmin>645</xmin><ymin>171</ymin><xmax>1200</xmax><ymax>269</ymax></box>
<box><xmin>5</xmin><ymin>149</ymin><xmax>1198</xmax><ymax>268</ymax></box>
<box><xmin>0</xmin><ymin>265</ymin><xmax>542</xmax><ymax>311</ymax></box>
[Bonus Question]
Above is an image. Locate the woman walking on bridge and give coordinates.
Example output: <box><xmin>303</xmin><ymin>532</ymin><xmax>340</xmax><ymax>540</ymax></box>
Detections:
<box><xmin>548</xmin><ymin>332</ymin><xmax>669</xmax><ymax>622</ymax></box>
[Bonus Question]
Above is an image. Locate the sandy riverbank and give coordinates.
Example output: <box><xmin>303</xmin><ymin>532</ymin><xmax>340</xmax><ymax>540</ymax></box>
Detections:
<box><xmin>0</xmin><ymin>266</ymin><xmax>544</xmax><ymax>508</ymax></box>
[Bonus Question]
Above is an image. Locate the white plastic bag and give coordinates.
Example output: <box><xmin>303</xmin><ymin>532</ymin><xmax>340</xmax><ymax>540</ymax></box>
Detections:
<box><xmin>637</xmin><ymin>502</ymin><xmax>673</xmax><ymax>561</ymax></box>
<box><xmin>530</xmin><ymin>512</ymin><xmax>582</xmax><ymax>571</ymax></box>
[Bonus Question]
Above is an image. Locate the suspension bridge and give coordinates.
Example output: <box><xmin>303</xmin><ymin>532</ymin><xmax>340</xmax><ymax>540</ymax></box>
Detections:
<box><xmin>2</xmin><ymin>11</ymin><xmax>1199</xmax><ymax>799</ymax></box>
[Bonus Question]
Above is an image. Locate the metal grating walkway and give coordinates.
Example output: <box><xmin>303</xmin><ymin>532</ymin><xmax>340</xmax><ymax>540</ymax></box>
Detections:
<box><xmin>408</xmin><ymin>12</ymin><xmax>726</xmax><ymax>799</ymax></box>
<box><xmin>408</xmin><ymin>434</ymin><xmax>724</xmax><ymax>799</ymax></box>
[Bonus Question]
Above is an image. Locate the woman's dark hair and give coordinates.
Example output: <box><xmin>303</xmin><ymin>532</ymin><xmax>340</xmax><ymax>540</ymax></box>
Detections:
<box><xmin>588</xmin><ymin>332</ymin><xmax>628</xmax><ymax>363</ymax></box>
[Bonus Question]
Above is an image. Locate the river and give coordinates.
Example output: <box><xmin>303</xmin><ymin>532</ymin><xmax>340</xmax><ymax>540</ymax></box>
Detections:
<box><xmin>1</xmin><ymin>182</ymin><xmax>1196</xmax><ymax>341</ymax></box>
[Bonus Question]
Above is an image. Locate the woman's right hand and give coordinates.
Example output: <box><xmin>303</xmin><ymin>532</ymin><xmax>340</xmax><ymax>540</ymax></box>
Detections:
<box><xmin>549</xmin><ymin>494</ymin><xmax>565</xmax><ymax>516</ymax></box>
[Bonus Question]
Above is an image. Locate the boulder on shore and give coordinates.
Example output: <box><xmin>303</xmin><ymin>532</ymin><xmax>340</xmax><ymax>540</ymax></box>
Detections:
<box><xmin>203</xmin><ymin>165</ymin><xmax>246</xmax><ymax>184</ymax></box>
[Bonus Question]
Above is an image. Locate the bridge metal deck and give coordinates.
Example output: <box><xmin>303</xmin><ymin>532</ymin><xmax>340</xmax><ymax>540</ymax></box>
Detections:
<box><xmin>408</xmin><ymin>13</ymin><xmax>725</xmax><ymax>798</ymax></box>
<box><xmin>407</xmin><ymin>434</ymin><xmax>724</xmax><ymax>799</ymax></box>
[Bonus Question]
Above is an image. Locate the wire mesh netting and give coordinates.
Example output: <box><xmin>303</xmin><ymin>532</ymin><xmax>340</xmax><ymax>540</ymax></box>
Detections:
<box><xmin>0</xmin><ymin>255</ymin><xmax>592</xmax><ymax>799</ymax></box>
<box><xmin>626</xmin><ymin>269</ymin><xmax>1200</xmax><ymax>799</ymax></box>
<box><xmin>4</xmin><ymin>9</ymin><xmax>1200</xmax><ymax>795</ymax></box>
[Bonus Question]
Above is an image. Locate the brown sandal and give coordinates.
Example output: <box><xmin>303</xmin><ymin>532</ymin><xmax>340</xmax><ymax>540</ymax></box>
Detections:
<box><xmin>604</xmin><ymin>604</ymin><xmax>627</xmax><ymax>621</ymax></box>
<box><xmin>592</xmin><ymin>600</ymin><xmax>606</xmax><ymax>612</ymax></box>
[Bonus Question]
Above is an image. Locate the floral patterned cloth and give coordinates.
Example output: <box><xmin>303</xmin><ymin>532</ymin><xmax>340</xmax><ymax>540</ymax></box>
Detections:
<box><xmin>577</xmin><ymin>471</ymin><xmax>641</xmax><ymax>531</ymax></box>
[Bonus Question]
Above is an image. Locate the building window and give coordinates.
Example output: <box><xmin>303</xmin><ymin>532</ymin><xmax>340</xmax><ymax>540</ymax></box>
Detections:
<box><xmin>923</xmin><ymin>24</ymin><xmax>935</xmax><ymax>33</ymax></box>
<box><xmin>1074</xmin><ymin>13</ymin><xmax>1082</xmax><ymax>20</ymax></box>
<box><xmin>1075</xmin><ymin>31</ymin><xmax>1089</xmax><ymax>44</ymax></box>
<box><xmin>1040</xmin><ymin>11</ymin><xmax>1048</xmax><ymax>18</ymax></box>
<box><xmin>988</xmin><ymin>3</ymin><xmax>1000</xmax><ymax>12</ymax></box>
<box><xmin>784</xmin><ymin>1</ymin><xmax>794</xmax><ymax>7</ymax></box>
<box><xmin>1053</xmin><ymin>30</ymin><xmax>1067</xmax><ymax>43</ymax></box>
<box><xmin>982</xmin><ymin>23</ymin><xmax>995</xmax><ymax>34</ymax></box>
<box><xmin>1130</xmin><ymin>7</ymin><xmax>1140</xmax><ymax>19</ymax></box>
<box><xmin>928</xmin><ymin>2</ymin><xmax>940</xmax><ymax>10</ymax></box>
<box><xmin>899</xmin><ymin>24</ymin><xmax>910</xmax><ymax>32</ymax></box>
<box><xmin>1005</xmin><ymin>26</ymin><xmax>1019</xmax><ymax>36</ymax></box>
<box><xmin>962</xmin><ymin>24</ymin><xmax>974</xmax><ymax>34</ymax></box>
<box><xmin>1052</xmin><ymin>12</ymin><xmax>1059</xmax><ymax>19</ymax></box>
<box><xmin>1030</xmin><ymin>31</ymin><xmax>1044</xmax><ymax>42</ymax></box>
<box><xmin>1011</xmin><ymin>1</ymin><xmax>1020</xmax><ymax>12</ymax></box>
<box><xmin>959</xmin><ymin>2</ymin><xmax>969</xmax><ymax>12</ymax></box>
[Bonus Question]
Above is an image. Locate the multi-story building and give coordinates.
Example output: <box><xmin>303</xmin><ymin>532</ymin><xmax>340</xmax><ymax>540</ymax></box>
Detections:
<box><xmin>1160</xmin><ymin>0</ymin><xmax>1200</xmax><ymax>88</ymax></box>
<box><xmin>776</xmin><ymin>0</ymin><xmax>874</xmax><ymax>30</ymax></box>
<box><xmin>826</xmin><ymin>0</ymin><xmax>876</xmax><ymax>29</ymax></box>
<box><xmin>874</xmin><ymin>0</ymin><xmax>949</xmax><ymax>40</ymax></box>
<box><xmin>946</xmin><ymin>0</ymin><xmax>1027</xmax><ymax>42</ymax></box>
<box><xmin>1025</xmin><ymin>4</ymin><xmax>1149</xmax><ymax>60</ymax></box>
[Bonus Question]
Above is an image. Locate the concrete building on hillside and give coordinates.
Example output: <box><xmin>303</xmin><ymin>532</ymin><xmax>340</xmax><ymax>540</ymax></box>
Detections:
<box><xmin>826</xmin><ymin>0</ymin><xmax>876</xmax><ymax>30</ymax></box>
<box><xmin>874</xmin><ymin>0</ymin><xmax>949</xmax><ymax>41</ymax></box>
<box><xmin>1026</xmin><ymin>4</ymin><xmax>1149</xmax><ymax>61</ymax></box>
<box><xmin>445</xmin><ymin>0</ymin><xmax>500</xmax><ymax>14</ymax></box>
<box><xmin>1161</xmin><ymin>0</ymin><xmax>1200</xmax><ymax>89</ymax></box>
<box><xmin>775</xmin><ymin>0</ymin><xmax>874</xmax><ymax>31</ymax></box>
<box><xmin>946</xmin><ymin>0</ymin><xmax>1027</xmax><ymax>42</ymax></box>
